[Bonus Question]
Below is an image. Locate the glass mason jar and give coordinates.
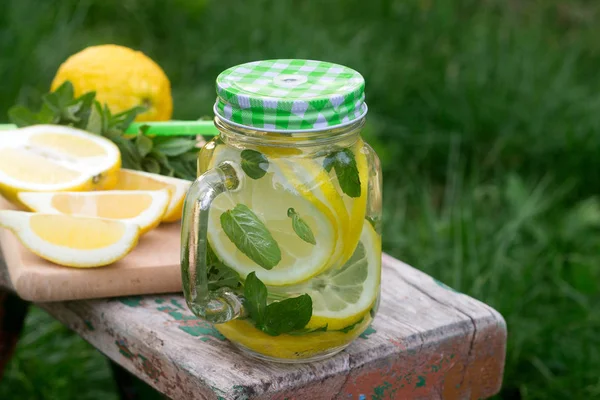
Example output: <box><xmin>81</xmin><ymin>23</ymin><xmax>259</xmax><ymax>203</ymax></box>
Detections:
<box><xmin>181</xmin><ymin>59</ymin><xmax>382</xmax><ymax>363</ymax></box>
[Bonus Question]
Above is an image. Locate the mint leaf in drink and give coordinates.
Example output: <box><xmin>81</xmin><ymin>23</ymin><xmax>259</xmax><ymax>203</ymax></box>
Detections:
<box><xmin>208</xmin><ymin>264</ymin><xmax>240</xmax><ymax>290</ymax></box>
<box><xmin>244</xmin><ymin>272</ymin><xmax>267</xmax><ymax>326</ymax></box>
<box><xmin>261</xmin><ymin>294</ymin><xmax>312</xmax><ymax>336</ymax></box>
<box><xmin>220</xmin><ymin>204</ymin><xmax>281</xmax><ymax>270</ymax></box>
<box><xmin>240</xmin><ymin>149</ymin><xmax>269</xmax><ymax>179</ymax></box>
<box><xmin>287</xmin><ymin>324</ymin><xmax>328</xmax><ymax>336</ymax></box>
<box><xmin>323</xmin><ymin>148</ymin><xmax>361</xmax><ymax>198</ymax></box>
<box><xmin>207</xmin><ymin>245</ymin><xmax>239</xmax><ymax>290</ymax></box>
<box><xmin>243</xmin><ymin>273</ymin><xmax>313</xmax><ymax>336</ymax></box>
<box><xmin>287</xmin><ymin>208</ymin><xmax>316</xmax><ymax>245</ymax></box>
<box><xmin>208</xmin><ymin>264</ymin><xmax>239</xmax><ymax>291</ymax></box>
<box><xmin>337</xmin><ymin>317</ymin><xmax>364</xmax><ymax>333</ymax></box>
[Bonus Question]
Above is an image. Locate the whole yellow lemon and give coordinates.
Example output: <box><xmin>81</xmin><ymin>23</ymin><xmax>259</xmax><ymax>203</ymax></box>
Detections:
<box><xmin>51</xmin><ymin>44</ymin><xmax>173</xmax><ymax>122</ymax></box>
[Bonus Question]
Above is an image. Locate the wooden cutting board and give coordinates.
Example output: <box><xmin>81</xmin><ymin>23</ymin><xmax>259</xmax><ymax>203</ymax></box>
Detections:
<box><xmin>0</xmin><ymin>197</ymin><xmax>183</xmax><ymax>302</ymax></box>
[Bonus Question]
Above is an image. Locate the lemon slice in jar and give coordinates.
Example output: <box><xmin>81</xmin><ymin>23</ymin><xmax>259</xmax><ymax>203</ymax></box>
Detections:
<box><xmin>215</xmin><ymin>312</ymin><xmax>373</xmax><ymax>360</ymax></box>
<box><xmin>276</xmin><ymin>158</ymin><xmax>348</xmax><ymax>270</ymax></box>
<box><xmin>328</xmin><ymin>139</ymin><xmax>369</xmax><ymax>266</ymax></box>
<box><xmin>207</xmin><ymin>147</ymin><xmax>337</xmax><ymax>286</ymax></box>
<box><xmin>271</xmin><ymin>220</ymin><xmax>381</xmax><ymax>330</ymax></box>
<box><xmin>279</xmin><ymin>139</ymin><xmax>369</xmax><ymax>269</ymax></box>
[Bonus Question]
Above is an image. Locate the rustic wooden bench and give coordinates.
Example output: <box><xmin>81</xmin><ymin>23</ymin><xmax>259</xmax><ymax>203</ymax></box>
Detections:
<box><xmin>0</xmin><ymin>250</ymin><xmax>506</xmax><ymax>399</ymax></box>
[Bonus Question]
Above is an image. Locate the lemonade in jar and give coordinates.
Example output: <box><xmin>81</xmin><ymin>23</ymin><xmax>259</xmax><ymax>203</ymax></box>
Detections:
<box><xmin>181</xmin><ymin>59</ymin><xmax>382</xmax><ymax>362</ymax></box>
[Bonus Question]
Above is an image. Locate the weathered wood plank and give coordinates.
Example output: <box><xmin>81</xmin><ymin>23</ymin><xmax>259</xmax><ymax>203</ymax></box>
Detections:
<box><xmin>11</xmin><ymin>255</ymin><xmax>506</xmax><ymax>400</ymax></box>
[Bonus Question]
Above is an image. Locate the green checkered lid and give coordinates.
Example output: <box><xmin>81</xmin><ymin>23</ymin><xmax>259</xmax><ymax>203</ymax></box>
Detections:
<box><xmin>214</xmin><ymin>59</ymin><xmax>367</xmax><ymax>132</ymax></box>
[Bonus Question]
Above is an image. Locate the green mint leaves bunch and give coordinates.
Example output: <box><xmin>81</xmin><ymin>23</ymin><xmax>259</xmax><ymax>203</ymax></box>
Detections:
<box><xmin>7</xmin><ymin>81</ymin><xmax>201</xmax><ymax>180</ymax></box>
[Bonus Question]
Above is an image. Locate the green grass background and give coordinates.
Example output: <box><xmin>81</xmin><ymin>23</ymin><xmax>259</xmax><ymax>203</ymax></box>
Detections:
<box><xmin>1</xmin><ymin>0</ymin><xmax>600</xmax><ymax>398</ymax></box>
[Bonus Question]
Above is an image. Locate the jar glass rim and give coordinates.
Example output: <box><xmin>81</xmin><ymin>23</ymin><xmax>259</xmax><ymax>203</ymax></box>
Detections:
<box><xmin>212</xmin><ymin>102</ymin><xmax>368</xmax><ymax>135</ymax></box>
<box><xmin>214</xmin><ymin>113</ymin><xmax>365</xmax><ymax>148</ymax></box>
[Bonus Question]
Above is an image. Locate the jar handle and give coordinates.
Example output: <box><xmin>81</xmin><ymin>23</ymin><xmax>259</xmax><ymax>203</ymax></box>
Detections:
<box><xmin>180</xmin><ymin>162</ymin><xmax>243</xmax><ymax>324</ymax></box>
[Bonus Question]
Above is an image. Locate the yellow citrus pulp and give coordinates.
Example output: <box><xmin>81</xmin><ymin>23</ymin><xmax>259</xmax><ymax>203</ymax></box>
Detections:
<box><xmin>206</xmin><ymin>147</ymin><xmax>337</xmax><ymax>286</ymax></box>
<box><xmin>18</xmin><ymin>190</ymin><xmax>170</xmax><ymax>235</ymax></box>
<box><xmin>280</xmin><ymin>139</ymin><xmax>369</xmax><ymax>270</ymax></box>
<box><xmin>216</xmin><ymin>313</ymin><xmax>373</xmax><ymax>360</ymax></box>
<box><xmin>206</xmin><ymin>140</ymin><xmax>370</xmax><ymax>284</ymax></box>
<box><xmin>277</xmin><ymin>220</ymin><xmax>380</xmax><ymax>330</ymax></box>
<box><xmin>0</xmin><ymin>125</ymin><xmax>121</xmax><ymax>206</ymax></box>
<box><xmin>111</xmin><ymin>169</ymin><xmax>191</xmax><ymax>222</ymax></box>
<box><xmin>215</xmin><ymin>221</ymin><xmax>380</xmax><ymax>359</ymax></box>
<box><xmin>0</xmin><ymin>210</ymin><xmax>140</xmax><ymax>268</ymax></box>
<box><xmin>51</xmin><ymin>44</ymin><xmax>172</xmax><ymax>122</ymax></box>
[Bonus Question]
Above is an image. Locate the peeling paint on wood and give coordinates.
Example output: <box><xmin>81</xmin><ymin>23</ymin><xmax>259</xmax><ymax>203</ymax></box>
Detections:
<box><xmin>433</xmin><ymin>278</ymin><xmax>461</xmax><ymax>294</ymax></box>
<box><xmin>1</xmin><ymin>252</ymin><xmax>506</xmax><ymax>399</ymax></box>
<box><xmin>114</xmin><ymin>337</ymin><xmax>165</xmax><ymax>383</ymax></box>
<box><xmin>157</xmin><ymin>305</ymin><xmax>226</xmax><ymax>341</ymax></box>
<box><xmin>119</xmin><ymin>296</ymin><xmax>144</xmax><ymax>307</ymax></box>
<box><xmin>358</xmin><ymin>325</ymin><xmax>376</xmax><ymax>340</ymax></box>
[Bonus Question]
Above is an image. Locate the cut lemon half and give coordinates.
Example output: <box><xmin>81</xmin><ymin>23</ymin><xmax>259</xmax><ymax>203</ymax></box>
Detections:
<box><xmin>111</xmin><ymin>169</ymin><xmax>191</xmax><ymax>222</ymax></box>
<box><xmin>18</xmin><ymin>190</ymin><xmax>169</xmax><ymax>235</ymax></box>
<box><xmin>272</xmin><ymin>220</ymin><xmax>381</xmax><ymax>330</ymax></box>
<box><xmin>0</xmin><ymin>210</ymin><xmax>139</xmax><ymax>268</ymax></box>
<box><xmin>207</xmin><ymin>147</ymin><xmax>336</xmax><ymax>286</ymax></box>
<box><xmin>0</xmin><ymin>125</ymin><xmax>121</xmax><ymax>206</ymax></box>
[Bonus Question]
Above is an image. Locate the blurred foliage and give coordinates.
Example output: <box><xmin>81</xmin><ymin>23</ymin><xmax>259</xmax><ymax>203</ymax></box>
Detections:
<box><xmin>1</xmin><ymin>0</ymin><xmax>600</xmax><ymax>399</ymax></box>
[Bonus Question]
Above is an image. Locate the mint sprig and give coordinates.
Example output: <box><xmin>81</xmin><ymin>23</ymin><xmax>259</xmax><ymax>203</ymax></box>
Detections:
<box><xmin>323</xmin><ymin>148</ymin><xmax>362</xmax><ymax>198</ymax></box>
<box><xmin>207</xmin><ymin>246</ymin><xmax>240</xmax><ymax>291</ymax></box>
<box><xmin>220</xmin><ymin>204</ymin><xmax>282</xmax><ymax>270</ymax></box>
<box><xmin>243</xmin><ymin>272</ymin><xmax>312</xmax><ymax>336</ymax></box>
<box><xmin>7</xmin><ymin>80</ymin><xmax>201</xmax><ymax>180</ymax></box>
<box><xmin>287</xmin><ymin>208</ymin><xmax>316</xmax><ymax>245</ymax></box>
<box><xmin>240</xmin><ymin>149</ymin><xmax>269</xmax><ymax>179</ymax></box>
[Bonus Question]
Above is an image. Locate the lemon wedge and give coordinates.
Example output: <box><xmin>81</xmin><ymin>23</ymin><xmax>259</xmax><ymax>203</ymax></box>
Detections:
<box><xmin>0</xmin><ymin>210</ymin><xmax>139</xmax><ymax>267</ymax></box>
<box><xmin>0</xmin><ymin>125</ymin><xmax>121</xmax><ymax>206</ymax></box>
<box><xmin>207</xmin><ymin>147</ymin><xmax>336</xmax><ymax>286</ymax></box>
<box><xmin>111</xmin><ymin>169</ymin><xmax>191</xmax><ymax>222</ymax></box>
<box><xmin>272</xmin><ymin>220</ymin><xmax>381</xmax><ymax>330</ymax></box>
<box><xmin>18</xmin><ymin>190</ymin><xmax>169</xmax><ymax>235</ymax></box>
